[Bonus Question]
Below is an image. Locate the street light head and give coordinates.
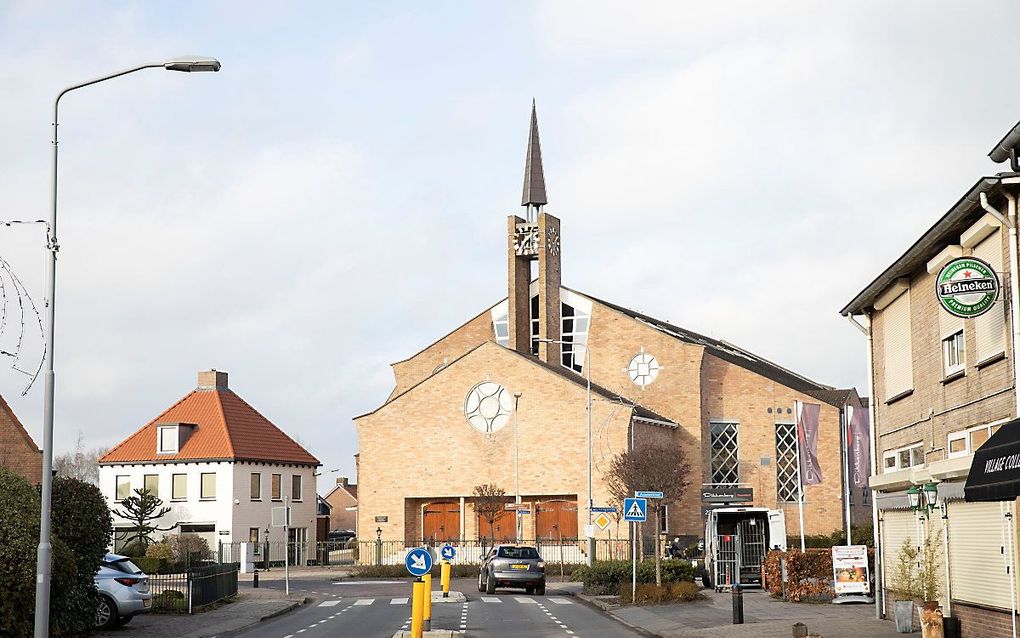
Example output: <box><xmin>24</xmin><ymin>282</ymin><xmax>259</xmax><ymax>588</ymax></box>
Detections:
<box><xmin>164</xmin><ymin>57</ymin><xmax>221</xmax><ymax>72</ymax></box>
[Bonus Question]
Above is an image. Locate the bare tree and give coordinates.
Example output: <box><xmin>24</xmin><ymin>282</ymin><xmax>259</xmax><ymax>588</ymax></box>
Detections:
<box><xmin>607</xmin><ymin>442</ymin><xmax>692</xmax><ymax>586</ymax></box>
<box><xmin>472</xmin><ymin>483</ymin><xmax>508</xmax><ymax>547</ymax></box>
<box><xmin>53</xmin><ymin>430</ymin><xmax>107</xmax><ymax>485</ymax></box>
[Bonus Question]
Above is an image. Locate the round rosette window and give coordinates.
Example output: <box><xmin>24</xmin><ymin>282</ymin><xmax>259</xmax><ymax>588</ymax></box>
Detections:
<box><xmin>464</xmin><ymin>382</ymin><xmax>513</xmax><ymax>433</ymax></box>
<box><xmin>628</xmin><ymin>351</ymin><xmax>660</xmax><ymax>387</ymax></box>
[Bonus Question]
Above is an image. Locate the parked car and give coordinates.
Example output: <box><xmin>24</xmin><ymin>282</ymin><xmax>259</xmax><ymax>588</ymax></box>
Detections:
<box><xmin>477</xmin><ymin>544</ymin><xmax>545</xmax><ymax>595</ymax></box>
<box><xmin>95</xmin><ymin>553</ymin><xmax>152</xmax><ymax>629</ymax></box>
<box><xmin>327</xmin><ymin>529</ymin><xmax>356</xmax><ymax>543</ymax></box>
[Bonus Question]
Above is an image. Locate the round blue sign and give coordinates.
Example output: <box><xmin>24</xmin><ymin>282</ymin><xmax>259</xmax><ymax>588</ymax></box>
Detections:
<box><xmin>440</xmin><ymin>544</ymin><xmax>456</xmax><ymax>561</ymax></box>
<box><xmin>405</xmin><ymin>547</ymin><xmax>433</xmax><ymax>577</ymax></box>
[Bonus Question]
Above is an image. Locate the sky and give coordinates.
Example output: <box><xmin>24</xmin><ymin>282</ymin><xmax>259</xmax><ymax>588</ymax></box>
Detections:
<box><xmin>2</xmin><ymin>1</ymin><xmax>1020</xmax><ymax>493</ymax></box>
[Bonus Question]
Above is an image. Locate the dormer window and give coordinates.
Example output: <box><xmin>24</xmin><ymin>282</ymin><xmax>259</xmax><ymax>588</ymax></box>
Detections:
<box><xmin>158</xmin><ymin>425</ymin><xmax>179</xmax><ymax>454</ymax></box>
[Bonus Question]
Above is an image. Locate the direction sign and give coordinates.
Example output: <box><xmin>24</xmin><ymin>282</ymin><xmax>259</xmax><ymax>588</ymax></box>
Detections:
<box><xmin>440</xmin><ymin>544</ymin><xmax>456</xmax><ymax>561</ymax></box>
<box><xmin>636</xmin><ymin>490</ymin><xmax>664</xmax><ymax>499</ymax></box>
<box><xmin>515</xmin><ymin>510</ymin><xmax>531</xmax><ymax>515</ymax></box>
<box><xmin>505</xmin><ymin>503</ymin><xmax>529</xmax><ymax>511</ymax></box>
<box><xmin>593</xmin><ymin>512</ymin><xmax>612</xmax><ymax>530</ymax></box>
<box><xmin>271</xmin><ymin>506</ymin><xmax>291</xmax><ymax>528</ymax></box>
<box><xmin>591</xmin><ymin>506</ymin><xmax>618</xmax><ymax>513</ymax></box>
<box><xmin>405</xmin><ymin>547</ymin><xmax>433</xmax><ymax>577</ymax></box>
<box><xmin>623</xmin><ymin>497</ymin><xmax>647</xmax><ymax>522</ymax></box>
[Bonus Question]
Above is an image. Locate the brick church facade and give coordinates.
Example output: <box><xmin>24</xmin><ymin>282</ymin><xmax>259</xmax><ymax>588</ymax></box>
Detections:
<box><xmin>355</xmin><ymin>105</ymin><xmax>858</xmax><ymax>548</ymax></box>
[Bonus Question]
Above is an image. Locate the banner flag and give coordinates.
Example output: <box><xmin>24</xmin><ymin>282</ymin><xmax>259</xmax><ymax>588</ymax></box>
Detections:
<box><xmin>796</xmin><ymin>401</ymin><xmax>823</xmax><ymax>485</ymax></box>
<box><xmin>848</xmin><ymin>405</ymin><xmax>871</xmax><ymax>488</ymax></box>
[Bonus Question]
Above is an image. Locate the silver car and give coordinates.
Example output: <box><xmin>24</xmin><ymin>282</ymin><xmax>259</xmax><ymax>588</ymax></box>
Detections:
<box><xmin>478</xmin><ymin>545</ymin><xmax>546</xmax><ymax>595</ymax></box>
<box><xmin>95</xmin><ymin>553</ymin><xmax>152</xmax><ymax>628</ymax></box>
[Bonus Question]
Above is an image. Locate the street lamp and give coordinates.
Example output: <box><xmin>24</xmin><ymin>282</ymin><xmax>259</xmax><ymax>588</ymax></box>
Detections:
<box><xmin>33</xmin><ymin>57</ymin><xmax>220</xmax><ymax>638</ymax></box>
<box><xmin>513</xmin><ymin>392</ymin><xmax>523</xmax><ymax>542</ymax></box>
<box><xmin>537</xmin><ymin>339</ymin><xmax>593</xmax><ymax>559</ymax></box>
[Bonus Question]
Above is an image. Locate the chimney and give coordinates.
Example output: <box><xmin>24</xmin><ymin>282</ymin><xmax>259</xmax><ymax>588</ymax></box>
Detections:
<box><xmin>197</xmin><ymin>369</ymin><xmax>228</xmax><ymax>390</ymax></box>
<box><xmin>336</xmin><ymin>476</ymin><xmax>349</xmax><ymax>487</ymax></box>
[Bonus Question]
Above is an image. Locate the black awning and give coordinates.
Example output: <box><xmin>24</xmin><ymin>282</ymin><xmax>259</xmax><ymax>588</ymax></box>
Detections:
<box><xmin>965</xmin><ymin>418</ymin><xmax>1020</xmax><ymax>502</ymax></box>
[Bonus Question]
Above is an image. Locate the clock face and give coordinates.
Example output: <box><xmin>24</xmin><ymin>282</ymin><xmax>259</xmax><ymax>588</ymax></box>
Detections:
<box><xmin>545</xmin><ymin>226</ymin><xmax>560</xmax><ymax>256</ymax></box>
<box><xmin>464</xmin><ymin>382</ymin><xmax>513</xmax><ymax>433</ymax></box>
<box><xmin>628</xmin><ymin>352</ymin><xmax>660</xmax><ymax>387</ymax></box>
<box><xmin>513</xmin><ymin>223</ymin><xmax>539</xmax><ymax>256</ymax></box>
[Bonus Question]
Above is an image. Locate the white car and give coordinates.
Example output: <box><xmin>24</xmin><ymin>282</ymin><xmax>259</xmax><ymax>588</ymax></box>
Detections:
<box><xmin>95</xmin><ymin>553</ymin><xmax>152</xmax><ymax>629</ymax></box>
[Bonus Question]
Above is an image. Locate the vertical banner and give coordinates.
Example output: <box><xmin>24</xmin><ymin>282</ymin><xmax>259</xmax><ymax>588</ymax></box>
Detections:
<box><xmin>848</xmin><ymin>405</ymin><xmax>871</xmax><ymax>488</ymax></box>
<box><xmin>796</xmin><ymin>401</ymin><xmax>823</xmax><ymax>485</ymax></box>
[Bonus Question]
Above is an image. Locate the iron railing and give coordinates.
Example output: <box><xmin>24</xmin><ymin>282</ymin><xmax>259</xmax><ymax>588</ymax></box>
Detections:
<box><xmin>148</xmin><ymin>563</ymin><xmax>238</xmax><ymax>613</ymax></box>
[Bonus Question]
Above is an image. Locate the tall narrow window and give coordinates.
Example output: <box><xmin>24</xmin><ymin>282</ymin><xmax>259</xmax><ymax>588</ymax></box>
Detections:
<box><xmin>974</xmin><ymin>231</ymin><xmax>1006</xmax><ymax>363</ymax></box>
<box><xmin>291</xmin><ymin>475</ymin><xmax>303</xmax><ymax>502</ymax></box>
<box><xmin>942</xmin><ymin>330</ymin><xmax>964</xmax><ymax>376</ymax></box>
<box><xmin>775</xmin><ymin>423</ymin><xmax>800</xmax><ymax>503</ymax></box>
<box><xmin>251</xmin><ymin>473</ymin><xmax>262</xmax><ymax>501</ymax></box>
<box><xmin>272</xmin><ymin>474</ymin><xmax>282</xmax><ymax>501</ymax></box>
<box><xmin>172</xmin><ymin>473</ymin><xmax>187</xmax><ymax>500</ymax></box>
<box><xmin>200</xmin><ymin>473</ymin><xmax>216</xmax><ymax>500</ymax></box>
<box><xmin>882</xmin><ymin>290</ymin><xmax>912</xmax><ymax>399</ymax></box>
<box><xmin>710</xmin><ymin>422</ymin><xmax>740</xmax><ymax>485</ymax></box>
<box><xmin>116</xmin><ymin>475</ymin><xmax>131</xmax><ymax>501</ymax></box>
<box><xmin>143</xmin><ymin>474</ymin><xmax>159</xmax><ymax>497</ymax></box>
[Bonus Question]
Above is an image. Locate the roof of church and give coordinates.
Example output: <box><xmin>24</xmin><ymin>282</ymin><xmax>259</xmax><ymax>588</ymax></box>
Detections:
<box><xmin>521</xmin><ymin>100</ymin><xmax>548</xmax><ymax>207</ymax></box>
<box><xmin>578</xmin><ymin>290</ymin><xmax>841</xmax><ymax>403</ymax></box>
<box><xmin>99</xmin><ymin>383</ymin><xmax>319</xmax><ymax>466</ymax></box>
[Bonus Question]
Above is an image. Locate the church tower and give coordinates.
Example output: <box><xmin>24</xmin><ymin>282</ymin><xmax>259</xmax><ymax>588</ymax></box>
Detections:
<box><xmin>508</xmin><ymin>102</ymin><xmax>562</xmax><ymax>365</ymax></box>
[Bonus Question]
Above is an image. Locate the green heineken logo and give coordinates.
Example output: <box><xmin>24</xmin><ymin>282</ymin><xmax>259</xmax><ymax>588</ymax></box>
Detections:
<box><xmin>936</xmin><ymin>257</ymin><xmax>999</xmax><ymax>318</ymax></box>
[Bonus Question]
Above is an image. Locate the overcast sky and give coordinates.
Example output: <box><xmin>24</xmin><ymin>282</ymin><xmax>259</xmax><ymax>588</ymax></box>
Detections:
<box><xmin>2</xmin><ymin>1</ymin><xmax>1020</xmax><ymax>492</ymax></box>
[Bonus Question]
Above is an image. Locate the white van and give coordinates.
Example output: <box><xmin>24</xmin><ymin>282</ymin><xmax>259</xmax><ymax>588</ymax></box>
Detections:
<box><xmin>702</xmin><ymin>507</ymin><xmax>787</xmax><ymax>590</ymax></box>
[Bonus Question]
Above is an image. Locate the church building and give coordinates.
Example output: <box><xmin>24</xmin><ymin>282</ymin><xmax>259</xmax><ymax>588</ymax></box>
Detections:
<box><xmin>355</xmin><ymin>105</ymin><xmax>858</xmax><ymax>552</ymax></box>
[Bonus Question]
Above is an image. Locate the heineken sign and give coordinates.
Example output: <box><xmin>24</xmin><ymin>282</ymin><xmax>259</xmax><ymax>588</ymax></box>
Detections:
<box><xmin>936</xmin><ymin>257</ymin><xmax>999</xmax><ymax>318</ymax></box>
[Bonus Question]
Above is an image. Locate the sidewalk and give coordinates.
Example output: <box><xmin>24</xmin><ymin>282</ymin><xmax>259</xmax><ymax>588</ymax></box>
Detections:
<box><xmin>94</xmin><ymin>588</ymin><xmax>307</xmax><ymax>638</ymax></box>
<box><xmin>584</xmin><ymin>589</ymin><xmax>903</xmax><ymax>638</ymax></box>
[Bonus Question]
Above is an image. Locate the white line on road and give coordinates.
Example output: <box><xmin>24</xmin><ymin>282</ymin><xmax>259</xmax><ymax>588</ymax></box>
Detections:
<box><xmin>318</xmin><ymin>600</ymin><xmax>342</xmax><ymax>607</ymax></box>
<box><xmin>515</xmin><ymin>597</ymin><xmax>538</xmax><ymax>604</ymax></box>
<box><xmin>549</xmin><ymin>597</ymin><xmax>572</xmax><ymax>604</ymax></box>
<box><xmin>481</xmin><ymin>596</ymin><xmax>501</xmax><ymax>603</ymax></box>
<box><xmin>353</xmin><ymin>598</ymin><xmax>374</xmax><ymax>605</ymax></box>
<box><xmin>390</xmin><ymin>598</ymin><xmax>408</xmax><ymax>604</ymax></box>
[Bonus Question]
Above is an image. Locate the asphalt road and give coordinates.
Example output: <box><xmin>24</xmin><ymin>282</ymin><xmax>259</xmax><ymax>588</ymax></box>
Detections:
<box><xmin>235</xmin><ymin>576</ymin><xmax>646</xmax><ymax>638</ymax></box>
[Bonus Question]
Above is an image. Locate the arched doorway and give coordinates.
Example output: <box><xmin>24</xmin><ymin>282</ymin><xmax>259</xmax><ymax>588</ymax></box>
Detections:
<box><xmin>423</xmin><ymin>501</ymin><xmax>460</xmax><ymax>544</ymax></box>
<box><xmin>536</xmin><ymin>499</ymin><xmax>578</xmax><ymax>541</ymax></box>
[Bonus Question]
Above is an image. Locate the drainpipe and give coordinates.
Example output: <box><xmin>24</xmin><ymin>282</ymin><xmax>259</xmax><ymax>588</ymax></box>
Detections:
<box><xmin>848</xmin><ymin>312</ymin><xmax>882</xmax><ymax>619</ymax></box>
<box><xmin>941</xmin><ymin>503</ymin><xmax>951</xmax><ymax>617</ymax></box>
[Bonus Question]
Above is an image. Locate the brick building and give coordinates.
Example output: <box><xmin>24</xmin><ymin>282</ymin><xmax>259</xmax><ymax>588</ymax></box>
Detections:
<box><xmin>841</xmin><ymin>120</ymin><xmax>1020</xmax><ymax>636</ymax></box>
<box><xmin>0</xmin><ymin>394</ymin><xmax>41</xmax><ymax>485</ymax></box>
<box><xmin>356</xmin><ymin>105</ymin><xmax>858</xmax><ymax>562</ymax></box>
<box><xmin>324</xmin><ymin>476</ymin><xmax>358</xmax><ymax>533</ymax></box>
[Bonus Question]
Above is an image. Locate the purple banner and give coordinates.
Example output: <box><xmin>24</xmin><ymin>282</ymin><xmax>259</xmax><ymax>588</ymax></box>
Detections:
<box><xmin>849</xmin><ymin>406</ymin><xmax>871</xmax><ymax>488</ymax></box>
<box><xmin>797</xmin><ymin>401</ymin><xmax>823</xmax><ymax>485</ymax></box>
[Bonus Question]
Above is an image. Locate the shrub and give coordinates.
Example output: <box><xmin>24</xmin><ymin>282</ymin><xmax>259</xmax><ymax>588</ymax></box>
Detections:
<box><xmin>121</xmin><ymin>538</ymin><xmax>147</xmax><ymax>558</ymax></box>
<box><xmin>350</xmin><ymin>563</ymin><xmax>478</xmax><ymax>579</ymax></box>
<box><xmin>618</xmin><ymin>581</ymin><xmax>705</xmax><ymax>604</ymax></box>
<box><xmin>131</xmin><ymin>557</ymin><xmax>164</xmax><ymax>575</ymax></box>
<box><xmin>152</xmin><ymin>590</ymin><xmax>188</xmax><ymax>613</ymax></box>
<box><xmin>0</xmin><ymin>467</ymin><xmax>43</xmax><ymax>637</ymax></box>
<box><xmin>574</xmin><ymin>560</ymin><xmax>696</xmax><ymax>595</ymax></box>
<box><xmin>161</xmin><ymin>533</ymin><xmax>213</xmax><ymax>564</ymax></box>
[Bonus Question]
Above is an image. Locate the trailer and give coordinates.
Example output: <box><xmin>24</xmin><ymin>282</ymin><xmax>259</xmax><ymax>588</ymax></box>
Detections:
<box><xmin>703</xmin><ymin>507</ymin><xmax>786</xmax><ymax>591</ymax></box>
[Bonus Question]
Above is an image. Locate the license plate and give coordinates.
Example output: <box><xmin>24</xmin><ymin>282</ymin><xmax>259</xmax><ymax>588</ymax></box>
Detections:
<box><xmin>511</xmin><ymin>564</ymin><xmax>528</xmax><ymax>570</ymax></box>
<box><xmin>143</xmin><ymin>599</ymin><xmax>151</xmax><ymax>608</ymax></box>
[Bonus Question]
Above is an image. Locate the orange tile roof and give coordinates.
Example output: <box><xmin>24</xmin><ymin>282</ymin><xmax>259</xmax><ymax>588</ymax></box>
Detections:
<box><xmin>100</xmin><ymin>387</ymin><xmax>319</xmax><ymax>466</ymax></box>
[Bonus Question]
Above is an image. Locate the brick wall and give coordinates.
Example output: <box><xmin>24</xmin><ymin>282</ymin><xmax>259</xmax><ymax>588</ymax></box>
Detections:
<box><xmin>0</xmin><ymin>396</ymin><xmax>41</xmax><ymax>485</ymax></box>
<box><xmin>952</xmin><ymin>601</ymin><xmax>1016</xmax><ymax>638</ymax></box>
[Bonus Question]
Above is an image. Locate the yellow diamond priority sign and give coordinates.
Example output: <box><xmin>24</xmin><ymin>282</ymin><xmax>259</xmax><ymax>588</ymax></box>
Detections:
<box><xmin>593</xmin><ymin>512</ymin><xmax>612</xmax><ymax>530</ymax></box>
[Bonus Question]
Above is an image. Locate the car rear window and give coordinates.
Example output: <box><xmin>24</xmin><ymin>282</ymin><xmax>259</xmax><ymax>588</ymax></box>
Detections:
<box><xmin>104</xmin><ymin>559</ymin><xmax>143</xmax><ymax>574</ymax></box>
<box><xmin>497</xmin><ymin>547</ymin><xmax>539</xmax><ymax>559</ymax></box>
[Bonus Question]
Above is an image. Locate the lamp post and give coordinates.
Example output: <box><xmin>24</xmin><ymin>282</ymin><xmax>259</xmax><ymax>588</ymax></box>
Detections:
<box><xmin>513</xmin><ymin>392</ymin><xmax>523</xmax><ymax>542</ymax></box>
<box><xmin>538</xmin><ymin>339</ymin><xmax>593</xmax><ymax>561</ymax></box>
<box><xmin>33</xmin><ymin>57</ymin><xmax>220</xmax><ymax>638</ymax></box>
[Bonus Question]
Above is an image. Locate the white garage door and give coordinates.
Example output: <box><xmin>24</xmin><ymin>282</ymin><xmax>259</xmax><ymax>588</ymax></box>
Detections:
<box><xmin>948</xmin><ymin>501</ymin><xmax>1013</xmax><ymax>610</ymax></box>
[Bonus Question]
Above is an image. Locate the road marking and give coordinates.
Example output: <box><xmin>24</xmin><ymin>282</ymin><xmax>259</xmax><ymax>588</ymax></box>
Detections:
<box><xmin>481</xmin><ymin>596</ymin><xmax>501</xmax><ymax>603</ymax></box>
<box><xmin>318</xmin><ymin>600</ymin><xmax>341</xmax><ymax>607</ymax></box>
<box><xmin>515</xmin><ymin>597</ymin><xmax>538</xmax><ymax>604</ymax></box>
<box><xmin>549</xmin><ymin>597</ymin><xmax>572</xmax><ymax>604</ymax></box>
<box><xmin>390</xmin><ymin>597</ymin><xmax>408</xmax><ymax>604</ymax></box>
<box><xmin>354</xmin><ymin>598</ymin><xmax>374</xmax><ymax>605</ymax></box>
<box><xmin>334</xmin><ymin>580</ymin><xmax>403</xmax><ymax>585</ymax></box>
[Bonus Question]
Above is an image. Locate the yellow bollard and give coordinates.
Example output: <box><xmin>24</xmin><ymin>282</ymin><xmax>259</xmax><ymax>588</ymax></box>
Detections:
<box><xmin>411</xmin><ymin>578</ymin><xmax>425</xmax><ymax>638</ymax></box>
<box><xmin>441</xmin><ymin>560</ymin><xmax>451</xmax><ymax>597</ymax></box>
<box><xmin>423</xmin><ymin>572</ymin><xmax>433</xmax><ymax>631</ymax></box>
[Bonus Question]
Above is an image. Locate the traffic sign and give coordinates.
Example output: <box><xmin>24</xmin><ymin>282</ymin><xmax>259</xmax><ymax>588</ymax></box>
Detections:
<box><xmin>440</xmin><ymin>544</ymin><xmax>456</xmax><ymax>561</ymax></box>
<box><xmin>405</xmin><ymin>547</ymin><xmax>433</xmax><ymax>577</ymax></box>
<box><xmin>624</xmin><ymin>498</ymin><xmax>647</xmax><ymax>522</ymax></box>
<box><xmin>505</xmin><ymin>503</ymin><xmax>529</xmax><ymax>511</ymax></box>
<box><xmin>593</xmin><ymin>512</ymin><xmax>612</xmax><ymax>530</ymax></box>
<box><xmin>636</xmin><ymin>490</ymin><xmax>664</xmax><ymax>499</ymax></box>
<box><xmin>271</xmin><ymin>506</ymin><xmax>291</xmax><ymax>527</ymax></box>
<box><xmin>515</xmin><ymin>510</ymin><xmax>531</xmax><ymax>515</ymax></box>
<box><xmin>591</xmin><ymin>506</ymin><xmax>617</xmax><ymax>513</ymax></box>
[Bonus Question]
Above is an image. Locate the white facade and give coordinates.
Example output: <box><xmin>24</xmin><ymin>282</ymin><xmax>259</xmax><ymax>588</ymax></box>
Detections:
<box><xmin>99</xmin><ymin>461</ymin><xmax>318</xmax><ymax>558</ymax></box>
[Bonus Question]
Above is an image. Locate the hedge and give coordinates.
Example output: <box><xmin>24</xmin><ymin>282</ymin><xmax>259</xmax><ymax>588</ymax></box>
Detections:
<box><xmin>764</xmin><ymin>548</ymin><xmax>876</xmax><ymax>602</ymax></box>
<box><xmin>573</xmin><ymin>560</ymin><xmax>697</xmax><ymax>595</ymax></box>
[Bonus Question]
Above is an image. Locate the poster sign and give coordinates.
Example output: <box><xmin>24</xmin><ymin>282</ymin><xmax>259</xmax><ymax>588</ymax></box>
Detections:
<box><xmin>936</xmin><ymin>256</ymin><xmax>1000</xmax><ymax>318</ymax></box>
<box><xmin>831</xmin><ymin>545</ymin><xmax>870</xmax><ymax>596</ymax></box>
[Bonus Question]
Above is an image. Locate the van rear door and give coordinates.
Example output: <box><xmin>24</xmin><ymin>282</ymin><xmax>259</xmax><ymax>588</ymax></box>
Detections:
<box><xmin>766</xmin><ymin>510</ymin><xmax>787</xmax><ymax>550</ymax></box>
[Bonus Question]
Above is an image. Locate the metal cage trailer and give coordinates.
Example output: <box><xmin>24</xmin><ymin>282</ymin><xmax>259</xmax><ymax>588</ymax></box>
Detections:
<box><xmin>703</xmin><ymin>507</ymin><xmax>786</xmax><ymax>591</ymax></box>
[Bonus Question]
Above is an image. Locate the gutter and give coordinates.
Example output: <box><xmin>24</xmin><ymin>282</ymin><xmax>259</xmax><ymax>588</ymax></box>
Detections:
<box><xmin>990</xmin><ymin>120</ymin><xmax>1020</xmax><ymax>168</ymax></box>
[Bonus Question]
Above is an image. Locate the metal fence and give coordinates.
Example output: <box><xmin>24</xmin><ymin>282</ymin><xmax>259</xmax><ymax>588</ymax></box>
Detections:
<box><xmin>148</xmin><ymin>563</ymin><xmax>238</xmax><ymax>614</ymax></box>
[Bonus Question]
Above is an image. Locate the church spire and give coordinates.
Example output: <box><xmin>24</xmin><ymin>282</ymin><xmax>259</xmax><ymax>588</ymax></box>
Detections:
<box><xmin>521</xmin><ymin>100</ymin><xmax>548</xmax><ymax>212</ymax></box>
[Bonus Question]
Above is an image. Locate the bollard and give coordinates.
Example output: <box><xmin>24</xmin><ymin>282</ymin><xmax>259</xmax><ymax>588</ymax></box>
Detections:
<box><xmin>792</xmin><ymin>622</ymin><xmax>808</xmax><ymax>638</ymax></box>
<box><xmin>253</xmin><ymin>570</ymin><xmax>259</xmax><ymax>588</ymax></box>
<box><xmin>731</xmin><ymin>583</ymin><xmax>744</xmax><ymax>625</ymax></box>
<box><xmin>423</xmin><ymin>573</ymin><xmax>433</xmax><ymax>632</ymax></box>
<box><xmin>441</xmin><ymin>560</ymin><xmax>451</xmax><ymax>598</ymax></box>
<box><xmin>411</xmin><ymin>578</ymin><xmax>425</xmax><ymax>638</ymax></box>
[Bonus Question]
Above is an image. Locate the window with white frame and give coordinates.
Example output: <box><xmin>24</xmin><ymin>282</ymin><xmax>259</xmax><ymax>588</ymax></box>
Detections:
<box><xmin>172</xmin><ymin>473</ymin><xmax>187</xmax><ymax>500</ymax></box>
<box><xmin>942</xmin><ymin>330</ymin><xmax>964</xmax><ymax>376</ymax></box>
<box><xmin>710</xmin><ymin>422</ymin><xmax>740</xmax><ymax>485</ymax></box>
<box><xmin>948</xmin><ymin>421</ymin><xmax>1004</xmax><ymax>458</ymax></box>
<box><xmin>200</xmin><ymin>473</ymin><xmax>216</xmax><ymax>500</ymax></box>
<box><xmin>775</xmin><ymin>423</ymin><xmax>800</xmax><ymax>503</ymax></box>
<box><xmin>158</xmin><ymin>425</ymin><xmax>179</xmax><ymax>454</ymax></box>
<box><xmin>115</xmin><ymin>475</ymin><xmax>131</xmax><ymax>501</ymax></box>
<box><xmin>882</xmin><ymin>443</ymin><xmax>924</xmax><ymax>472</ymax></box>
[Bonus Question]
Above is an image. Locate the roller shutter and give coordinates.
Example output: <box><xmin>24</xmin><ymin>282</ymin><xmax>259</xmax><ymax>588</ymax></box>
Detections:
<box><xmin>947</xmin><ymin>501</ymin><xmax>1013</xmax><ymax>610</ymax></box>
<box><xmin>881</xmin><ymin>510</ymin><xmax>917</xmax><ymax>593</ymax></box>
<box><xmin>973</xmin><ymin>232</ymin><xmax>1006</xmax><ymax>363</ymax></box>
<box><xmin>882</xmin><ymin>292</ymin><xmax>912</xmax><ymax>399</ymax></box>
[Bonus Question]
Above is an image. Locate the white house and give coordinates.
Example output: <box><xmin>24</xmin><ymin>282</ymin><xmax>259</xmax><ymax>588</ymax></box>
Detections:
<box><xmin>99</xmin><ymin>370</ymin><xmax>320</xmax><ymax>561</ymax></box>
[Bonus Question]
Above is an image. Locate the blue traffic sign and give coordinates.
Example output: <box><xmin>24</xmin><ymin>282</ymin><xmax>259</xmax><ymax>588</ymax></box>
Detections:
<box><xmin>440</xmin><ymin>544</ymin><xmax>456</xmax><ymax>561</ymax></box>
<box><xmin>591</xmin><ymin>506</ymin><xmax>618</xmax><ymax>513</ymax></box>
<box><xmin>405</xmin><ymin>547</ymin><xmax>433</xmax><ymax>577</ymax></box>
<box><xmin>636</xmin><ymin>490</ymin><xmax>664</xmax><ymax>499</ymax></box>
<box><xmin>623</xmin><ymin>497</ymin><xmax>647</xmax><ymax>522</ymax></box>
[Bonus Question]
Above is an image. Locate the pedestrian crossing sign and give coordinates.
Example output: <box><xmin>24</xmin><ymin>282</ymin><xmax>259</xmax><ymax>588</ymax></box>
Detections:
<box><xmin>623</xmin><ymin>497</ymin><xmax>647</xmax><ymax>522</ymax></box>
<box><xmin>593</xmin><ymin>512</ymin><xmax>612</xmax><ymax>530</ymax></box>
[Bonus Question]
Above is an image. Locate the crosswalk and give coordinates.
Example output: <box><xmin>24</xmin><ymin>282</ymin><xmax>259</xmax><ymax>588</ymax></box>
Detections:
<box><xmin>316</xmin><ymin>596</ymin><xmax>573</xmax><ymax>607</ymax></box>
